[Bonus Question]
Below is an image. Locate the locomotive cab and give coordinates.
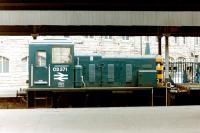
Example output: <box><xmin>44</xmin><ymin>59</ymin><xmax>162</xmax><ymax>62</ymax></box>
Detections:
<box><xmin>29</xmin><ymin>39</ymin><xmax>74</xmax><ymax>88</ymax></box>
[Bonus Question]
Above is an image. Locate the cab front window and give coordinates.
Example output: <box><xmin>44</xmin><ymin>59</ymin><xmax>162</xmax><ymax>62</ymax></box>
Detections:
<box><xmin>52</xmin><ymin>47</ymin><xmax>71</xmax><ymax>64</ymax></box>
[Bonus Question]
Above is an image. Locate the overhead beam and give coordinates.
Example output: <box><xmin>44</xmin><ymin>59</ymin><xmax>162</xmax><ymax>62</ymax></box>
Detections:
<box><xmin>0</xmin><ymin>11</ymin><xmax>199</xmax><ymax>36</ymax></box>
<box><xmin>0</xmin><ymin>0</ymin><xmax>199</xmax><ymax>11</ymax></box>
<box><xmin>0</xmin><ymin>11</ymin><xmax>200</xmax><ymax>26</ymax></box>
<box><xmin>0</xmin><ymin>26</ymin><xmax>200</xmax><ymax>36</ymax></box>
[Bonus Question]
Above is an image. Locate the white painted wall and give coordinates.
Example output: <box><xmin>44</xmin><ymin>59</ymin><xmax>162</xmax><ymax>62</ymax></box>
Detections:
<box><xmin>0</xmin><ymin>37</ymin><xmax>31</xmax><ymax>97</ymax></box>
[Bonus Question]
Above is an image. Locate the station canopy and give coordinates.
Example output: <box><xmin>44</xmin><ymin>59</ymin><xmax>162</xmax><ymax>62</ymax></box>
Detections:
<box><xmin>0</xmin><ymin>0</ymin><xmax>200</xmax><ymax>36</ymax></box>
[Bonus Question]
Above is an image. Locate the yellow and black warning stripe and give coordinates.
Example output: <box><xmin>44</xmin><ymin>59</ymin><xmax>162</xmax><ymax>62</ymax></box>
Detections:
<box><xmin>156</xmin><ymin>56</ymin><xmax>164</xmax><ymax>85</ymax></box>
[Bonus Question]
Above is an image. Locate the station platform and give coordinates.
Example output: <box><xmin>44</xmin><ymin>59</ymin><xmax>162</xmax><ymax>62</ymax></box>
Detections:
<box><xmin>0</xmin><ymin>106</ymin><xmax>199</xmax><ymax>133</ymax></box>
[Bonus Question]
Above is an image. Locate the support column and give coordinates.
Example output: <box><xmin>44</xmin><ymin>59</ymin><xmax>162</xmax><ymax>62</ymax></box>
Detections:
<box><xmin>140</xmin><ymin>36</ymin><xmax>143</xmax><ymax>55</ymax></box>
<box><xmin>165</xmin><ymin>35</ymin><xmax>170</xmax><ymax>81</ymax></box>
<box><xmin>158</xmin><ymin>36</ymin><xmax>162</xmax><ymax>55</ymax></box>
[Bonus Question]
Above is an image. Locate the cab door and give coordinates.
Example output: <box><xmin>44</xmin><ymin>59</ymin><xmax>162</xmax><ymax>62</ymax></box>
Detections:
<box><xmin>30</xmin><ymin>45</ymin><xmax>50</xmax><ymax>88</ymax></box>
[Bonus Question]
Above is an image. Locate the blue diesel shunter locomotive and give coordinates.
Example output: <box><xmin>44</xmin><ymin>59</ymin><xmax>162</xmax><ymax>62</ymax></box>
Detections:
<box><xmin>27</xmin><ymin>38</ymin><xmax>164</xmax><ymax>107</ymax></box>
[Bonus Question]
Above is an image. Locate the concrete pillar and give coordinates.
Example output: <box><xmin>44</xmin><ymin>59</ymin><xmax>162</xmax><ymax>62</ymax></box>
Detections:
<box><xmin>165</xmin><ymin>35</ymin><xmax>170</xmax><ymax>81</ymax></box>
<box><xmin>140</xmin><ymin>36</ymin><xmax>143</xmax><ymax>55</ymax></box>
<box><xmin>158</xmin><ymin>36</ymin><xmax>162</xmax><ymax>55</ymax></box>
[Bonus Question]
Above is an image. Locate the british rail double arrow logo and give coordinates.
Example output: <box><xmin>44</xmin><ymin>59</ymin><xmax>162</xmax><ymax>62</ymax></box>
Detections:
<box><xmin>54</xmin><ymin>72</ymin><xmax>68</xmax><ymax>82</ymax></box>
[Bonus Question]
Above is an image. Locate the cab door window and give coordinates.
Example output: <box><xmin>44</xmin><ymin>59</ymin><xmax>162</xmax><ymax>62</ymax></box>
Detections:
<box><xmin>36</xmin><ymin>51</ymin><xmax>46</xmax><ymax>67</ymax></box>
